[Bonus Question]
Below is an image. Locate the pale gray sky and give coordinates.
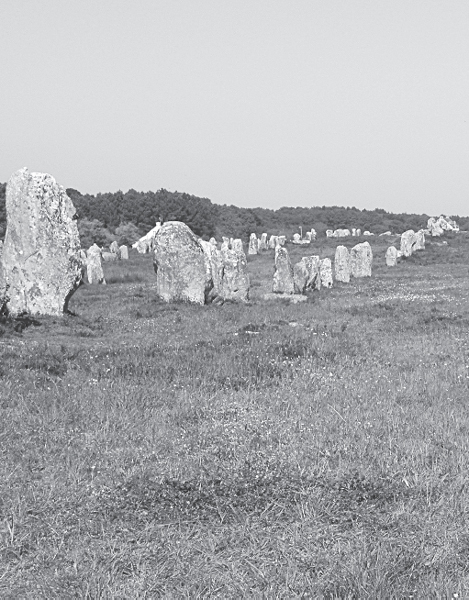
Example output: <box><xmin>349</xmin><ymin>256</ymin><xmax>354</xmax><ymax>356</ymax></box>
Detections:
<box><xmin>1</xmin><ymin>1</ymin><xmax>468</xmax><ymax>215</ymax></box>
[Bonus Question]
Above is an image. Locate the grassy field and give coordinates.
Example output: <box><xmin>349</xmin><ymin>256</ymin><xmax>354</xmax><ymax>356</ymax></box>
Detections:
<box><xmin>1</xmin><ymin>233</ymin><xmax>469</xmax><ymax>598</ymax></box>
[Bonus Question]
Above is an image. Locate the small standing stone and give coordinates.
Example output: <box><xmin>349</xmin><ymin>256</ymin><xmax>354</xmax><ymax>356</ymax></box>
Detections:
<box><xmin>273</xmin><ymin>246</ymin><xmax>294</xmax><ymax>294</ymax></box>
<box><xmin>334</xmin><ymin>245</ymin><xmax>351</xmax><ymax>283</ymax></box>
<box><xmin>119</xmin><ymin>245</ymin><xmax>129</xmax><ymax>259</ymax></box>
<box><xmin>385</xmin><ymin>246</ymin><xmax>398</xmax><ymax>267</ymax></box>
<box><xmin>248</xmin><ymin>233</ymin><xmax>258</xmax><ymax>255</ymax></box>
<box><xmin>294</xmin><ymin>256</ymin><xmax>321</xmax><ymax>293</ymax></box>
<box><xmin>268</xmin><ymin>235</ymin><xmax>278</xmax><ymax>249</ymax></box>
<box><xmin>221</xmin><ymin>237</ymin><xmax>230</xmax><ymax>250</ymax></box>
<box><xmin>86</xmin><ymin>248</ymin><xmax>106</xmax><ymax>284</ymax></box>
<box><xmin>232</xmin><ymin>239</ymin><xmax>244</xmax><ymax>254</ymax></box>
<box><xmin>278</xmin><ymin>235</ymin><xmax>286</xmax><ymax>246</ymax></box>
<box><xmin>414</xmin><ymin>230</ymin><xmax>425</xmax><ymax>251</ymax></box>
<box><xmin>320</xmin><ymin>258</ymin><xmax>333</xmax><ymax>288</ymax></box>
<box><xmin>220</xmin><ymin>247</ymin><xmax>250</xmax><ymax>302</ymax></box>
<box><xmin>400</xmin><ymin>230</ymin><xmax>416</xmax><ymax>257</ymax></box>
<box><xmin>350</xmin><ymin>241</ymin><xmax>372</xmax><ymax>277</ymax></box>
<box><xmin>110</xmin><ymin>240</ymin><xmax>120</xmax><ymax>256</ymax></box>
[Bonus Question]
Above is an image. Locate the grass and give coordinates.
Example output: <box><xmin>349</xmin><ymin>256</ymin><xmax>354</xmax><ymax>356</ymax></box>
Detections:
<box><xmin>1</xmin><ymin>233</ymin><xmax>469</xmax><ymax>597</ymax></box>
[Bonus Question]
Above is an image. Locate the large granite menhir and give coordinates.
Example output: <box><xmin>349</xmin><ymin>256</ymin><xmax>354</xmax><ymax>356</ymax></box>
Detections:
<box><xmin>2</xmin><ymin>168</ymin><xmax>83</xmax><ymax>316</ymax></box>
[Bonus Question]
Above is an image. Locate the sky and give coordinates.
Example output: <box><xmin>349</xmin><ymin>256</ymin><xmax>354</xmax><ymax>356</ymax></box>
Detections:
<box><xmin>1</xmin><ymin>0</ymin><xmax>468</xmax><ymax>216</ymax></box>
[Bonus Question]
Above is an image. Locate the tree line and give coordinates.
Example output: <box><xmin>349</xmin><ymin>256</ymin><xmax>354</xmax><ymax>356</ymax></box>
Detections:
<box><xmin>0</xmin><ymin>181</ymin><xmax>467</xmax><ymax>247</ymax></box>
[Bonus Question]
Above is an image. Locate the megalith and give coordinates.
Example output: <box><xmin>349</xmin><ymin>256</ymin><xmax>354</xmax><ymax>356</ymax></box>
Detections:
<box><xmin>232</xmin><ymin>239</ymin><xmax>244</xmax><ymax>254</ymax></box>
<box><xmin>259</xmin><ymin>233</ymin><xmax>268</xmax><ymax>251</ymax></box>
<box><xmin>119</xmin><ymin>245</ymin><xmax>129</xmax><ymax>259</ymax></box>
<box><xmin>414</xmin><ymin>230</ymin><xmax>425</xmax><ymax>251</ymax></box>
<box><xmin>2</xmin><ymin>168</ymin><xmax>83</xmax><ymax>315</ymax></box>
<box><xmin>153</xmin><ymin>221</ymin><xmax>207</xmax><ymax>305</ymax></box>
<box><xmin>248</xmin><ymin>233</ymin><xmax>258</xmax><ymax>255</ymax></box>
<box><xmin>334</xmin><ymin>245</ymin><xmax>351</xmax><ymax>283</ymax></box>
<box><xmin>220</xmin><ymin>247</ymin><xmax>250</xmax><ymax>302</ymax></box>
<box><xmin>350</xmin><ymin>241</ymin><xmax>372</xmax><ymax>277</ymax></box>
<box><xmin>86</xmin><ymin>247</ymin><xmax>106</xmax><ymax>284</ymax></box>
<box><xmin>400</xmin><ymin>230</ymin><xmax>416</xmax><ymax>257</ymax></box>
<box><xmin>110</xmin><ymin>240</ymin><xmax>120</xmax><ymax>257</ymax></box>
<box><xmin>268</xmin><ymin>235</ymin><xmax>278</xmax><ymax>249</ymax></box>
<box><xmin>273</xmin><ymin>246</ymin><xmax>294</xmax><ymax>294</ymax></box>
<box><xmin>385</xmin><ymin>246</ymin><xmax>398</xmax><ymax>267</ymax></box>
<box><xmin>320</xmin><ymin>258</ymin><xmax>333</xmax><ymax>288</ymax></box>
<box><xmin>221</xmin><ymin>237</ymin><xmax>230</xmax><ymax>250</ymax></box>
<box><xmin>294</xmin><ymin>256</ymin><xmax>321</xmax><ymax>293</ymax></box>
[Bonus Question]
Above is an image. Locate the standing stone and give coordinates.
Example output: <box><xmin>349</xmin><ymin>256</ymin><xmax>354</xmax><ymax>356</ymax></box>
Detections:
<box><xmin>310</xmin><ymin>229</ymin><xmax>317</xmax><ymax>241</ymax></box>
<box><xmin>326</xmin><ymin>230</ymin><xmax>333</xmax><ymax>238</ymax></box>
<box><xmin>385</xmin><ymin>246</ymin><xmax>398</xmax><ymax>267</ymax></box>
<box><xmin>278</xmin><ymin>235</ymin><xmax>286</xmax><ymax>246</ymax></box>
<box><xmin>102</xmin><ymin>252</ymin><xmax>118</xmax><ymax>262</ymax></box>
<box><xmin>119</xmin><ymin>245</ymin><xmax>129</xmax><ymax>259</ymax></box>
<box><xmin>0</xmin><ymin>240</ymin><xmax>4</xmax><ymax>299</ymax></box>
<box><xmin>273</xmin><ymin>246</ymin><xmax>294</xmax><ymax>294</ymax></box>
<box><xmin>320</xmin><ymin>258</ymin><xmax>333</xmax><ymax>288</ymax></box>
<box><xmin>110</xmin><ymin>240</ymin><xmax>120</xmax><ymax>257</ymax></box>
<box><xmin>86</xmin><ymin>249</ymin><xmax>106</xmax><ymax>284</ymax></box>
<box><xmin>220</xmin><ymin>247</ymin><xmax>250</xmax><ymax>302</ymax></box>
<box><xmin>414</xmin><ymin>230</ymin><xmax>425</xmax><ymax>251</ymax></box>
<box><xmin>352</xmin><ymin>228</ymin><xmax>357</xmax><ymax>236</ymax></box>
<box><xmin>232</xmin><ymin>239</ymin><xmax>244</xmax><ymax>254</ymax></box>
<box><xmin>305</xmin><ymin>231</ymin><xmax>312</xmax><ymax>242</ymax></box>
<box><xmin>209</xmin><ymin>237</ymin><xmax>217</xmax><ymax>247</ymax></box>
<box><xmin>350</xmin><ymin>241</ymin><xmax>372</xmax><ymax>277</ymax></box>
<box><xmin>400</xmin><ymin>230</ymin><xmax>416</xmax><ymax>257</ymax></box>
<box><xmin>292</xmin><ymin>233</ymin><xmax>301</xmax><ymax>243</ymax></box>
<box><xmin>132</xmin><ymin>223</ymin><xmax>161</xmax><ymax>252</ymax></box>
<box><xmin>356</xmin><ymin>229</ymin><xmax>361</xmax><ymax>237</ymax></box>
<box><xmin>294</xmin><ymin>256</ymin><xmax>321</xmax><ymax>293</ymax></box>
<box><xmin>248</xmin><ymin>233</ymin><xmax>258</xmax><ymax>255</ymax></box>
<box><xmin>268</xmin><ymin>235</ymin><xmax>278</xmax><ymax>249</ymax></box>
<box><xmin>259</xmin><ymin>233</ymin><xmax>268</xmax><ymax>251</ymax></box>
<box><xmin>334</xmin><ymin>245</ymin><xmax>351</xmax><ymax>283</ymax></box>
<box><xmin>2</xmin><ymin>168</ymin><xmax>83</xmax><ymax>315</ymax></box>
<box><xmin>221</xmin><ymin>237</ymin><xmax>230</xmax><ymax>250</ymax></box>
<box><xmin>153</xmin><ymin>221</ymin><xmax>206</xmax><ymax>305</ymax></box>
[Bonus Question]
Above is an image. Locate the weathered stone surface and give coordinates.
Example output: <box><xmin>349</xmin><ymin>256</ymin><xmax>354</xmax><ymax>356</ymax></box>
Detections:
<box><xmin>326</xmin><ymin>230</ymin><xmax>333</xmax><ymax>238</ymax></box>
<box><xmin>153</xmin><ymin>221</ymin><xmax>206</xmax><ymax>305</ymax></box>
<box><xmin>363</xmin><ymin>231</ymin><xmax>373</xmax><ymax>236</ymax></box>
<box><xmin>86</xmin><ymin>250</ymin><xmax>106</xmax><ymax>284</ymax></box>
<box><xmin>221</xmin><ymin>237</ymin><xmax>230</xmax><ymax>250</ymax></box>
<box><xmin>119</xmin><ymin>245</ymin><xmax>129</xmax><ymax>259</ymax></box>
<box><xmin>248</xmin><ymin>233</ymin><xmax>258</xmax><ymax>255</ymax></box>
<box><xmin>232</xmin><ymin>239</ymin><xmax>244</xmax><ymax>254</ymax></box>
<box><xmin>278</xmin><ymin>235</ymin><xmax>286</xmax><ymax>246</ymax></box>
<box><xmin>334</xmin><ymin>245</ymin><xmax>351</xmax><ymax>283</ymax></box>
<box><xmin>209</xmin><ymin>237</ymin><xmax>217</xmax><ymax>247</ymax></box>
<box><xmin>132</xmin><ymin>222</ymin><xmax>161</xmax><ymax>252</ymax></box>
<box><xmin>2</xmin><ymin>168</ymin><xmax>83</xmax><ymax>315</ymax></box>
<box><xmin>0</xmin><ymin>240</ymin><xmax>5</xmax><ymax>299</ymax></box>
<box><xmin>220</xmin><ymin>247</ymin><xmax>250</xmax><ymax>302</ymax></box>
<box><xmin>350</xmin><ymin>241</ymin><xmax>372</xmax><ymax>277</ymax></box>
<box><xmin>320</xmin><ymin>258</ymin><xmax>333</xmax><ymax>288</ymax></box>
<box><xmin>292</xmin><ymin>233</ymin><xmax>301</xmax><ymax>243</ymax></box>
<box><xmin>268</xmin><ymin>235</ymin><xmax>278</xmax><ymax>249</ymax></box>
<box><xmin>305</xmin><ymin>231</ymin><xmax>312</xmax><ymax>241</ymax></box>
<box><xmin>414</xmin><ymin>230</ymin><xmax>425</xmax><ymax>251</ymax></box>
<box><xmin>385</xmin><ymin>246</ymin><xmax>398</xmax><ymax>267</ymax></box>
<box><xmin>293</xmin><ymin>256</ymin><xmax>321</xmax><ymax>293</ymax></box>
<box><xmin>310</xmin><ymin>229</ymin><xmax>317</xmax><ymax>240</ymax></box>
<box><xmin>102</xmin><ymin>251</ymin><xmax>118</xmax><ymax>262</ymax></box>
<box><xmin>110</xmin><ymin>240</ymin><xmax>120</xmax><ymax>256</ymax></box>
<box><xmin>259</xmin><ymin>233</ymin><xmax>268</xmax><ymax>251</ymax></box>
<box><xmin>400</xmin><ymin>230</ymin><xmax>416</xmax><ymax>257</ymax></box>
<box><xmin>273</xmin><ymin>246</ymin><xmax>294</xmax><ymax>294</ymax></box>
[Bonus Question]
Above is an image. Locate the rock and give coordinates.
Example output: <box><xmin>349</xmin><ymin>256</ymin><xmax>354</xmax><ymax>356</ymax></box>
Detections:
<box><xmin>385</xmin><ymin>246</ymin><xmax>398</xmax><ymax>267</ymax></box>
<box><xmin>87</xmin><ymin>250</ymin><xmax>106</xmax><ymax>284</ymax></box>
<box><xmin>278</xmin><ymin>235</ymin><xmax>286</xmax><ymax>246</ymax></box>
<box><xmin>273</xmin><ymin>246</ymin><xmax>294</xmax><ymax>294</ymax></box>
<box><xmin>269</xmin><ymin>235</ymin><xmax>278</xmax><ymax>249</ymax></box>
<box><xmin>379</xmin><ymin>231</ymin><xmax>392</xmax><ymax>236</ymax></box>
<box><xmin>414</xmin><ymin>230</ymin><xmax>425</xmax><ymax>251</ymax></box>
<box><xmin>350</xmin><ymin>241</ymin><xmax>372</xmax><ymax>277</ymax></box>
<box><xmin>102</xmin><ymin>252</ymin><xmax>118</xmax><ymax>262</ymax></box>
<box><xmin>263</xmin><ymin>292</ymin><xmax>307</xmax><ymax>303</ymax></box>
<box><xmin>320</xmin><ymin>258</ymin><xmax>333</xmax><ymax>288</ymax></box>
<box><xmin>310</xmin><ymin>229</ymin><xmax>317</xmax><ymax>240</ymax></box>
<box><xmin>351</xmin><ymin>228</ymin><xmax>357</xmax><ymax>236</ymax></box>
<box><xmin>87</xmin><ymin>243</ymin><xmax>102</xmax><ymax>256</ymax></box>
<box><xmin>110</xmin><ymin>240</ymin><xmax>120</xmax><ymax>256</ymax></box>
<box><xmin>132</xmin><ymin>222</ymin><xmax>161</xmax><ymax>252</ymax></box>
<box><xmin>305</xmin><ymin>231</ymin><xmax>312</xmax><ymax>241</ymax></box>
<box><xmin>334</xmin><ymin>229</ymin><xmax>350</xmax><ymax>238</ymax></box>
<box><xmin>334</xmin><ymin>245</ymin><xmax>351</xmax><ymax>283</ymax></box>
<box><xmin>294</xmin><ymin>256</ymin><xmax>321</xmax><ymax>293</ymax></box>
<box><xmin>220</xmin><ymin>247</ymin><xmax>250</xmax><ymax>302</ymax></box>
<box><xmin>209</xmin><ymin>237</ymin><xmax>217</xmax><ymax>247</ymax></box>
<box><xmin>248</xmin><ymin>233</ymin><xmax>258</xmax><ymax>255</ymax></box>
<box><xmin>355</xmin><ymin>229</ymin><xmax>361</xmax><ymax>237</ymax></box>
<box><xmin>400</xmin><ymin>230</ymin><xmax>416</xmax><ymax>257</ymax></box>
<box><xmin>2</xmin><ymin>168</ymin><xmax>83</xmax><ymax>315</ymax></box>
<box><xmin>232</xmin><ymin>239</ymin><xmax>244</xmax><ymax>254</ymax></box>
<box><xmin>259</xmin><ymin>233</ymin><xmax>268</xmax><ymax>251</ymax></box>
<box><xmin>363</xmin><ymin>231</ymin><xmax>373</xmax><ymax>236</ymax></box>
<box><xmin>326</xmin><ymin>230</ymin><xmax>334</xmax><ymax>238</ymax></box>
<box><xmin>199</xmin><ymin>239</ymin><xmax>223</xmax><ymax>302</ymax></box>
<box><xmin>427</xmin><ymin>217</ymin><xmax>443</xmax><ymax>237</ymax></box>
<box><xmin>153</xmin><ymin>221</ymin><xmax>207</xmax><ymax>305</ymax></box>
<box><xmin>119</xmin><ymin>245</ymin><xmax>129</xmax><ymax>259</ymax></box>
<box><xmin>221</xmin><ymin>237</ymin><xmax>230</xmax><ymax>250</ymax></box>
<box><xmin>292</xmin><ymin>233</ymin><xmax>301</xmax><ymax>243</ymax></box>
<box><xmin>0</xmin><ymin>240</ymin><xmax>4</xmax><ymax>298</ymax></box>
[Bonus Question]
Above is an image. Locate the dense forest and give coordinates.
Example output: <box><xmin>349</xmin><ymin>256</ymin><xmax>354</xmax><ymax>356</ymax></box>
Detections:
<box><xmin>0</xmin><ymin>182</ymin><xmax>467</xmax><ymax>247</ymax></box>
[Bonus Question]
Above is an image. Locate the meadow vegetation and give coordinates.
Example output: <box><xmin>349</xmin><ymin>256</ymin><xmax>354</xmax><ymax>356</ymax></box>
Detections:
<box><xmin>1</xmin><ymin>233</ymin><xmax>469</xmax><ymax>598</ymax></box>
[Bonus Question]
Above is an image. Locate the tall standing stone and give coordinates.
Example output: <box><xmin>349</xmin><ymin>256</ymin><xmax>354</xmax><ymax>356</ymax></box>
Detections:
<box><xmin>294</xmin><ymin>256</ymin><xmax>321</xmax><ymax>293</ymax></box>
<box><xmin>119</xmin><ymin>245</ymin><xmax>129</xmax><ymax>259</ymax></box>
<box><xmin>110</xmin><ymin>240</ymin><xmax>120</xmax><ymax>257</ymax></box>
<box><xmin>268</xmin><ymin>235</ymin><xmax>278</xmax><ymax>249</ymax></box>
<box><xmin>350</xmin><ymin>241</ymin><xmax>372</xmax><ymax>278</ymax></box>
<box><xmin>153</xmin><ymin>221</ymin><xmax>206</xmax><ymax>305</ymax></box>
<box><xmin>414</xmin><ymin>230</ymin><xmax>425</xmax><ymax>251</ymax></box>
<box><xmin>320</xmin><ymin>258</ymin><xmax>333</xmax><ymax>288</ymax></box>
<box><xmin>221</xmin><ymin>237</ymin><xmax>230</xmax><ymax>250</ymax></box>
<box><xmin>273</xmin><ymin>246</ymin><xmax>294</xmax><ymax>294</ymax></box>
<box><xmin>400</xmin><ymin>230</ymin><xmax>416</xmax><ymax>257</ymax></box>
<box><xmin>334</xmin><ymin>245</ymin><xmax>351</xmax><ymax>283</ymax></box>
<box><xmin>385</xmin><ymin>246</ymin><xmax>398</xmax><ymax>267</ymax></box>
<box><xmin>248</xmin><ymin>233</ymin><xmax>258</xmax><ymax>255</ymax></box>
<box><xmin>2</xmin><ymin>168</ymin><xmax>83</xmax><ymax>315</ymax></box>
<box><xmin>220</xmin><ymin>247</ymin><xmax>250</xmax><ymax>302</ymax></box>
<box><xmin>259</xmin><ymin>233</ymin><xmax>268</xmax><ymax>251</ymax></box>
<box><xmin>87</xmin><ymin>245</ymin><xmax>106</xmax><ymax>284</ymax></box>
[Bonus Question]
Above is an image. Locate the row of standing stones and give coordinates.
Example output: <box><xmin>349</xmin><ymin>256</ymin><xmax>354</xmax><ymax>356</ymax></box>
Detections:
<box><xmin>0</xmin><ymin>168</ymin><xmax>458</xmax><ymax>316</ymax></box>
